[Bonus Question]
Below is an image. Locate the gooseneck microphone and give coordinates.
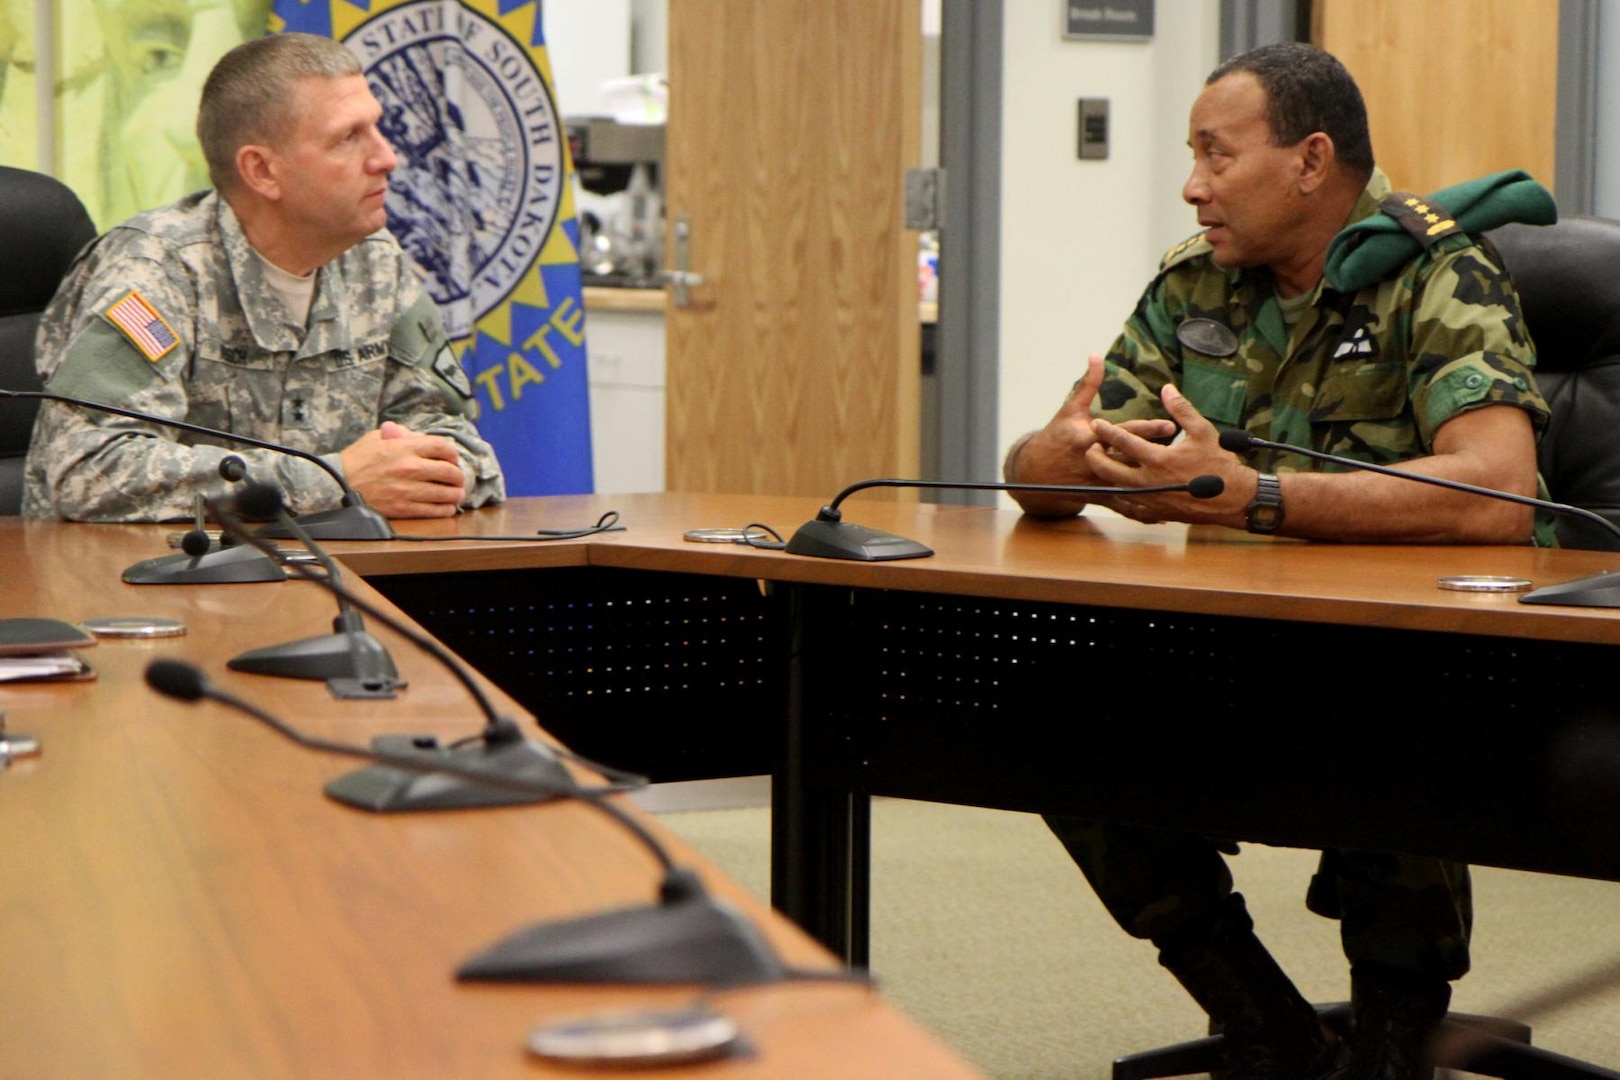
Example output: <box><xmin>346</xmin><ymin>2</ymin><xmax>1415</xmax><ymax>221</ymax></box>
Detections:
<box><xmin>123</xmin><ymin>459</ymin><xmax>289</xmax><ymax>585</ymax></box>
<box><xmin>3</xmin><ymin>387</ymin><xmax>392</xmax><ymax>539</ymax></box>
<box><xmin>222</xmin><ymin>483</ymin><xmax>404</xmax><ymax>700</ymax></box>
<box><xmin>204</xmin><ymin>482</ymin><xmax>574</xmax><ymax>809</ymax></box>
<box><xmin>785</xmin><ymin>476</ymin><xmax>1227</xmax><ymax>561</ymax></box>
<box><xmin>142</xmin><ymin>657</ymin><xmax>795</xmax><ymax>986</ymax></box>
<box><xmin>1218</xmin><ymin>429</ymin><xmax>1620</xmax><ymax>608</ymax></box>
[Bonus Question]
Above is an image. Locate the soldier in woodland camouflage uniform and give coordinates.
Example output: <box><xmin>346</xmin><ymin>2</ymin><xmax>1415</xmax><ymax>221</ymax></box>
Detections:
<box><xmin>1003</xmin><ymin>44</ymin><xmax>1551</xmax><ymax>1080</ymax></box>
<box><xmin>24</xmin><ymin>33</ymin><xmax>503</xmax><ymax>522</ymax></box>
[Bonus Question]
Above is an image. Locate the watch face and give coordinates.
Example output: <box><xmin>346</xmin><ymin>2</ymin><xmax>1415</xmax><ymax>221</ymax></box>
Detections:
<box><xmin>1246</xmin><ymin>474</ymin><xmax>1284</xmax><ymax>533</ymax></box>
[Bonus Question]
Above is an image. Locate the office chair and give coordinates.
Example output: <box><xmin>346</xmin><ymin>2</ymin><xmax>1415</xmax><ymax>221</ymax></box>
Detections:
<box><xmin>0</xmin><ymin>166</ymin><xmax>97</xmax><ymax>515</ymax></box>
<box><xmin>1490</xmin><ymin>216</ymin><xmax>1620</xmax><ymax>551</ymax></box>
<box><xmin>1112</xmin><ymin>216</ymin><xmax>1620</xmax><ymax>1080</ymax></box>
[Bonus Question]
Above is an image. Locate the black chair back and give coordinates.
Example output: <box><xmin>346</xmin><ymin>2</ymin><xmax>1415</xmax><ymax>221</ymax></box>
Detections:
<box><xmin>1486</xmin><ymin>216</ymin><xmax>1620</xmax><ymax>551</ymax></box>
<box><xmin>0</xmin><ymin>166</ymin><xmax>97</xmax><ymax>515</ymax></box>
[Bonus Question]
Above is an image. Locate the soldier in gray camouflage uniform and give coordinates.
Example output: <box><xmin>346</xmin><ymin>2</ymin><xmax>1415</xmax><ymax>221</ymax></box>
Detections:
<box><xmin>1003</xmin><ymin>44</ymin><xmax>1550</xmax><ymax>1080</ymax></box>
<box><xmin>23</xmin><ymin>32</ymin><xmax>503</xmax><ymax>522</ymax></box>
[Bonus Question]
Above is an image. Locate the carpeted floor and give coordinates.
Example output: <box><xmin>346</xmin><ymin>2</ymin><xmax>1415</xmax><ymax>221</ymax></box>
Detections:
<box><xmin>651</xmin><ymin>792</ymin><xmax>1620</xmax><ymax>1079</ymax></box>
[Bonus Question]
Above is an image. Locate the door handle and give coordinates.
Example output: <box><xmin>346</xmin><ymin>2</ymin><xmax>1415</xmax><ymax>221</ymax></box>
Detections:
<box><xmin>659</xmin><ymin>214</ymin><xmax>704</xmax><ymax>308</ymax></box>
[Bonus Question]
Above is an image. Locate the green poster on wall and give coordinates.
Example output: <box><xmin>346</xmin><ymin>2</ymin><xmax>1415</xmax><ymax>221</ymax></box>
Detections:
<box><xmin>54</xmin><ymin>0</ymin><xmax>269</xmax><ymax>228</ymax></box>
<box><xmin>0</xmin><ymin>0</ymin><xmax>37</xmax><ymax>168</ymax></box>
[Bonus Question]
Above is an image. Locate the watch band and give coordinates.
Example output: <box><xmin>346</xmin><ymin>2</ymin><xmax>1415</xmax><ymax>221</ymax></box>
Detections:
<box><xmin>1245</xmin><ymin>472</ymin><xmax>1285</xmax><ymax>534</ymax></box>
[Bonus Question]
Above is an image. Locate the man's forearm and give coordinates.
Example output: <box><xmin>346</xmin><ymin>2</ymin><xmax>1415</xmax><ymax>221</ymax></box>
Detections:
<box><xmin>1275</xmin><ymin>464</ymin><xmax>1536</xmax><ymax>544</ymax></box>
<box><xmin>38</xmin><ymin>422</ymin><xmax>344</xmax><ymax>521</ymax></box>
<box><xmin>1002</xmin><ymin>431</ymin><xmax>1092</xmax><ymax>518</ymax></box>
<box><xmin>1269</xmin><ymin>405</ymin><xmax>1540</xmax><ymax>545</ymax></box>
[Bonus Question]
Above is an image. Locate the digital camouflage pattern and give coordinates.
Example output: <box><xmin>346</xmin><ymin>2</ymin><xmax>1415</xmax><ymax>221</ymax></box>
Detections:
<box><xmin>23</xmin><ymin>190</ymin><xmax>505</xmax><ymax>522</ymax></box>
<box><xmin>1098</xmin><ymin>169</ymin><xmax>1550</xmax><ymax>497</ymax></box>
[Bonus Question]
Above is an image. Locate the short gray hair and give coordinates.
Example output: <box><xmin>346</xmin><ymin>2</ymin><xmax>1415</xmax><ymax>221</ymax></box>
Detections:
<box><xmin>196</xmin><ymin>33</ymin><xmax>363</xmax><ymax>194</ymax></box>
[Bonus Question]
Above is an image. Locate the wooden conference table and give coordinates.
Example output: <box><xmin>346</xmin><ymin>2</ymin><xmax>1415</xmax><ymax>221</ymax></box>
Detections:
<box><xmin>9</xmin><ymin>491</ymin><xmax>1620</xmax><ymax>1078</ymax></box>
<box><xmin>332</xmin><ymin>493</ymin><xmax>1620</xmax><ymax>968</ymax></box>
<box><xmin>0</xmin><ymin>510</ymin><xmax>984</xmax><ymax>1079</ymax></box>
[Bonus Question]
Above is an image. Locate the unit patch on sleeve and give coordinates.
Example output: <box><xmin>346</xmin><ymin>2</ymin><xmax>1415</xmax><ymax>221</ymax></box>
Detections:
<box><xmin>102</xmin><ymin>290</ymin><xmax>179</xmax><ymax>362</ymax></box>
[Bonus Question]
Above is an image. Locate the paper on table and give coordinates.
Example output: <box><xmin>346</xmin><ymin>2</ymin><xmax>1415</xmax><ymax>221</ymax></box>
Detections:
<box><xmin>0</xmin><ymin>651</ymin><xmax>95</xmax><ymax>683</ymax></box>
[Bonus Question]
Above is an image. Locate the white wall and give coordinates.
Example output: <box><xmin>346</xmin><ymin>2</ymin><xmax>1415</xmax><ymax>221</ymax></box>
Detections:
<box><xmin>543</xmin><ymin>0</ymin><xmax>633</xmax><ymax>117</ymax></box>
<box><xmin>996</xmin><ymin>0</ymin><xmax>1221</xmax><ymax>463</ymax></box>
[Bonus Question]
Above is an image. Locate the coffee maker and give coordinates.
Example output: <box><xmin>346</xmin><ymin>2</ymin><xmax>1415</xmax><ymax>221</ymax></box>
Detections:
<box><xmin>566</xmin><ymin>117</ymin><xmax>665</xmax><ymax>287</ymax></box>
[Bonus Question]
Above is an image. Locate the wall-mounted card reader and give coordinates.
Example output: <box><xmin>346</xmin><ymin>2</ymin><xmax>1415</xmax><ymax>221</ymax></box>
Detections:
<box><xmin>1078</xmin><ymin>98</ymin><xmax>1109</xmax><ymax>160</ymax></box>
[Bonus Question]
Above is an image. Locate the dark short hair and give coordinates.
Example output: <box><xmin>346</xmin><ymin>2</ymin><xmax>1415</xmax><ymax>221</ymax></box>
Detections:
<box><xmin>1208</xmin><ymin>42</ymin><xmax>1374</xmax><ymax>181</ymax></box>
<box><xmin>196</xmin><ymin>33</ymin><xmax>363</xmax><ymax>194</ymax></box>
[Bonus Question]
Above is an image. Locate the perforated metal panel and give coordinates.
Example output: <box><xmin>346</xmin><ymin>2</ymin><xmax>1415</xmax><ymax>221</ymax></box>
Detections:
<box><xmin>820</xmin><ymin>587</ymin><xmax>1618</xmax><ymax>873</ymax></box>
<box><xmin>371</xmin><ymin>566</ymin><xmax>783</xmax><ymax>780</ymax></box>
<box><xmin>862</xmin><ymin>590</ymin><xmax>1570</xmax><ymax>720</ymax></box>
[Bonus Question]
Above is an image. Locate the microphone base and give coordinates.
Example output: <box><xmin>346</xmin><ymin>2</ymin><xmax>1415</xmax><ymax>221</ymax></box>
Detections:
<box><xmin>255</xmin><ymin>503</ymin><xmax>394</xmax><ymax>541</ymax></box>
<box><xmin>122</xmin><ymin>544</ymin><xmax>288</xmax><ymax>585</ymax></box>
<box><xmin>325</xmin><ymin>732</ymin><xmax>573</xmax><ymax>812</ymax></box>
<box><xmin>227</xmin><ymin>631</ymin><xmax>402</xmax><ymax>697</ymax></box>
<box><xmin>457</xmin><ymin>877</ymin><xmax>787</xmax><ymax>985</ymax></box>
<box><xmin>1520</xmin><ymin>570</ymin><xmax>1620</xmax><ymax>608</ymax></box>
<box><xmin>784</xmin><ymin>519</ymin><xmax>933</xmax><ymax>561</ymax></box>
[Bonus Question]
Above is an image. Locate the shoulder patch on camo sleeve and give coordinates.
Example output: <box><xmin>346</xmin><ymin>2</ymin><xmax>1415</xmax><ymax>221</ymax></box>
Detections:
<box><xmin>101</xmin><ymin>290</ymin><xmax>179</xmax><ymax>362</ymax></box>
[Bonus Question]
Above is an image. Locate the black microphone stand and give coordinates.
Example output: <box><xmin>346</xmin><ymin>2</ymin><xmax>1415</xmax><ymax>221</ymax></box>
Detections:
<box><xmin>144</xmin><ymin>658</ymin><xmax>794</xmax><ymax>986</ymax></box>
<box><xmin>210</xmin><ymin>490</ymin><xmax>583</xmax><ymax>811</ymax></box>
<box><xmin>224</xmin><ymin>492</ymin><xmax>404</xmax><ymax>699</ymax></box>
<box><xmin>123</xmin><ymin>478</ymin><xmax>288</xmax><ymax>585</ymax></box>
<box><xmin>786</xmin><ymin>476</ymin><xmax>1227</xmax><ymax>561</ymax></box>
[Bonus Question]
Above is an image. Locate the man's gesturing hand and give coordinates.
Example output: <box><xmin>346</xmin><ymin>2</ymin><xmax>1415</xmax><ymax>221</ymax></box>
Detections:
<box><xmin>1085</xmin><ymin>383</ymin><xmax>1254</xmax><ymax>526</ymax></box>
<box><xmin>1007</xmin><ymin>355</ymin><xmax>1177</xmax><ymax>517</ymax></box>
<box><xmin>339</xmin><ymin>421</ymin><xmax>467</xmax><ymax>519</ymax></box>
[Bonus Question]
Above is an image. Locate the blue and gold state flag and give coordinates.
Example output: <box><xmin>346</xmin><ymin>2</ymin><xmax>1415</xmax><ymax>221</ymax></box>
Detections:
<box><xmin>271</xmin><ymin>0</ymin><xmax>593</xmax><ymax>495</ymax></box>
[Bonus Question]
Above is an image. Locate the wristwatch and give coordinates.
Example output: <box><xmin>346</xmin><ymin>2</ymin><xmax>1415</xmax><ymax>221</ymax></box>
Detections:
<box><xmin>1245</xmin><ymin>472</ymin><xmax>1285</xmax><ymax>534</ymax></box>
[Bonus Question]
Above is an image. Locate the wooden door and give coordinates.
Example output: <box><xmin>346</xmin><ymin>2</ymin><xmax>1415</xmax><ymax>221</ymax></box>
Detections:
<box><xmin>1315</xmin><ymin>0</ymin><xmax>1558</xmax><ymax>195</ymax></box>
<box><xmin>664</xmin><ymin>0</ymin><xmax>921</xmax><ymax>497</ymax></box>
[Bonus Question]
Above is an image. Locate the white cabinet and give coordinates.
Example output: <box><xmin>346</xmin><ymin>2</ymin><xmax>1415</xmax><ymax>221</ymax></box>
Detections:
<box><xmin>585</xmin><ymin>291</ymin><xmax>666</xmax><ymax>493</ymax></box>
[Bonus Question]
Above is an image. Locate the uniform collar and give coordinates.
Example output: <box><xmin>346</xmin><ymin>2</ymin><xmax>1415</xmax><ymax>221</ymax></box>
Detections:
<box><xmin>1346</xmin><ymin>167</ymin><xmax>1393</xmax><ymax>229</ymax></box>
<box><xmin>1293</xmin><ymin>167</ymin><xmax>1393</xmax><ymax>305</ymax></box>
<box><xmin>216</xmin><ymin>195</ymin><xmax>355</xmax><ymax>359</ymax></box>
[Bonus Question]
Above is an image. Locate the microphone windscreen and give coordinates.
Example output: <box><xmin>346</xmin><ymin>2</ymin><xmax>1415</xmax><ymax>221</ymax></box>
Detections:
<box><xmin>180</xmin><ymin>529</ymin><xmax>213</xmax><ymax>557</ymax></box>
<box><xmin>145</xmin><ymin>659</ymin><xmax>210</xmax><ymax>702</ymax></box>
<box><xmin>1218</xmin><ymin>429</ymin><xmax>1255</xmax><ymax>453</ymax></box>
<box><xmin>234</xmin><ymin>482</ymin><xmax>286</xmax><ymax>522</ymax></box>
<box><xmin>1187</xmin><ymin>475</ymin><xmax>1225</xmax><ymax>500</ymax></box>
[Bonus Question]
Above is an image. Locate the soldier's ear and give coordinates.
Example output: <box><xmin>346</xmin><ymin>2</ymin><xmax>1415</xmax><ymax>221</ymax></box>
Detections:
<box><xmin>1297</xmin><ymin>132</ymin><xmax>1334</xmax><ymax>194</ymax></box>
<box><xmin>235</xmin><ymin>144</ymin><xmax>283</xmax><ymax>202</ymax></box>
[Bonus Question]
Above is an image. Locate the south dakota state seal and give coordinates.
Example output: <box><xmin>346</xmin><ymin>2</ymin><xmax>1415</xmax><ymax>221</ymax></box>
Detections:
<box><xmin>345</xmin><ymin>0</ymin><xmax>565</xmax><ymax>340</ymax></box>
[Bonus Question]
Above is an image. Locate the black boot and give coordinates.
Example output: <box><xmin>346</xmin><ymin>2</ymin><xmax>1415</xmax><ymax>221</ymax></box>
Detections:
<box><xmin>1155</xmin><ymin>894</ymin><xmax>1341</xmax><ymax>1080</ymax></box>
<box><xmin>1324</xmin><ymin>964</ymin><xmax>1452</xmax><ymax>1080</ymax></box>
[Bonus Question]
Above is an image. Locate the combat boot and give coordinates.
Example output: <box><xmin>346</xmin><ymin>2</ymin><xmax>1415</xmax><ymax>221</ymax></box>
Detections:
<box><xmin>1155</xmin><ymin>893</ymin><xmax>1341</xmax><ymax>1080</ymax></box>
<box><xmin>1323</xmin><ymin>963</ymin><xmax>1452</xmax><ymax>1080</ymax></box>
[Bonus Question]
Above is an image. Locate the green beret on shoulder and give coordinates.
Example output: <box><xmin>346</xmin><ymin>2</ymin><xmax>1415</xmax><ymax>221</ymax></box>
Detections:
<box><xmin>1324</xmin><ymin>169</ymin><xmax>1557</xmax><ymax>292</ymax></box>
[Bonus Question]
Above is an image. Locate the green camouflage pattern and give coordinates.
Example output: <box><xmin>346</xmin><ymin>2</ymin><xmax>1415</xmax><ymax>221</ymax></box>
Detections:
<box><xmin>1043</xmin><ymin>171</ymin><xmax>1534</xmax><ymax>980</ymax></box>
<box><xmin>22</xmin><ymin>190</ymin><xmax>504</xmax><ymax>522</ymax></box>
<box><xmin>1097</xmin><ymin>169</ymin><xmax>1549</xmax><ymax>513</ymax></box>
<box><xmin>1047</xmin><ymin>817</ymin><xmax>1473</xmax><ymax>980</ymax></box>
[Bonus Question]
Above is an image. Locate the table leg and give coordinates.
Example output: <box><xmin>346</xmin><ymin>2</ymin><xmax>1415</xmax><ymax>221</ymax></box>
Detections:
<box><xmin>770</xmin><ymin>583</ymin><xmax>871</xmax><ymax>967</ymax></box>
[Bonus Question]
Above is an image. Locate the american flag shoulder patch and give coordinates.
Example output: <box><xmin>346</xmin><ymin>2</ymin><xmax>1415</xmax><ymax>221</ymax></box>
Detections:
<box><xmin>102</xmin><ymin>290</ymin><xmax>179</xmax><ymax>363</ymax></box>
